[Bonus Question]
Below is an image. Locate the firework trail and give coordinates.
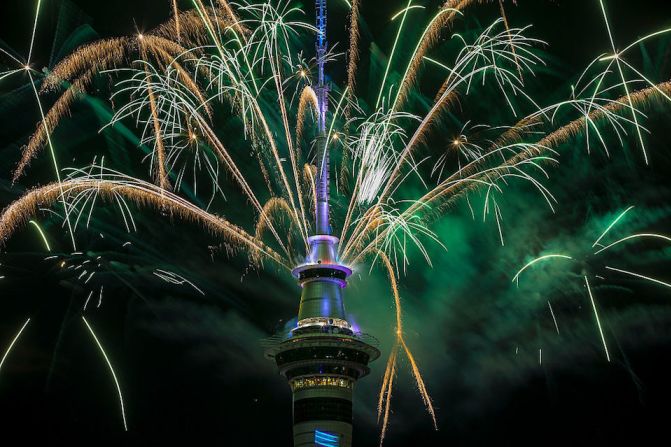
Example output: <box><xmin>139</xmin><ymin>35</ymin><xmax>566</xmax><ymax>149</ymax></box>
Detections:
<box><xmin>0</xmin><ymin>319</ymin><xmax>31</xmax><ymax>376</ymax></box>
<box><xmin>513</xmin><ymin>206</ymin><xmax>671</xmax><ymax>362</ymax></box>
<box><xmin>0</xmin><ymin>176</ymin><xmax>289</xmax><ymax>269</ymax></box>
<box><xmin>346</xmin><ymin>0</ymin><xmax>360</xmax><ymax>96</ymax></box>
<box><xmin>28</xmin><ymin>220</ymin><xmax>51</xmax><ymax>251</ymax></box>
<box><xmin>82</xmin><ymin>316</ymin><xmax>128</xmax><ymax>431</ymax></box>
<box><xmin>172</xmin><ymin>0</ymin><xmax>182</xmax><ymax>42</ymax></box>
<box><xmin>376</xmin><ymin>250</ymin><xmax>437</xmax><ymax>439</ymax></box>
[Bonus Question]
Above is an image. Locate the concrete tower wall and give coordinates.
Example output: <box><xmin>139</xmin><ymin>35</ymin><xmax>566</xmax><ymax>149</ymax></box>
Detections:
<box><xmin>298</xmin><ymin>279</ymin><xmax>347</xmax><ymax>321</ymax></box>
<box><xmin>293</xmin><ymin>385</ymin><xmax>354</xmax><ymax>446</ymax></box>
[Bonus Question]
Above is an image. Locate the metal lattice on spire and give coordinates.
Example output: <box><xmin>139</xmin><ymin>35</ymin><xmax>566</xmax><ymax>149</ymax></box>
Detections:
<box><xmin>314</xmin><ymin>0</ymin><xmax>330</xmax><ymax>235</ymax></box>
<box><xmin>315</xmin><ymin>0</ymin><xmax>328</xmax><ymax>130</ymax></box>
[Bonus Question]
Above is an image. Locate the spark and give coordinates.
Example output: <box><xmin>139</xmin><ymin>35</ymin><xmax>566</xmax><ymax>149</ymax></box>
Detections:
<box><xmin>347</xmin><ymin>0</ymin><xmax>361</xmax><ymax>96</ymax></box>
<box><xmin>153</xmin><ymin>269</ymin><xmax>205</xmax><ymax>295</ymax></box>
<box><xmin>27</xmin><ymin>70</ymin><xmax>77</xmax><ymax>251</ymax></box>
<box><xmin>493</xmin><ymin>200</ymin><xmax>504</xmax><ymax>247</ymax></box>
<box><xmin>321</xmin><ymin>86</ymin><xmax>350</xmax><ymax>172</ymax></box>
<box><xmin>82</xmin><ymin>316</ymin><xmax>128</xmax><ymax>431</ymax></box>
<box><xmin>605</xmin><ymin>266</ymin><xmax>671</xmax><ymax>290</ymax></box>
<box><xmin>296</xmin><ymin>86</ymin><xmax>319</xmax><ymax>144</ymax></box>
<box><xmin>594</xmin><ymin>233</ymin><xmax>671</xmax><ymax>255</ymax></box>
<box><xmin>392</xmin><ymin>6</ymin><xmax>464</xmax><ymax>110</ymax></box>
<box><xmin>584</xmin><ymin>276</ymin><xmax>610</xmax><ymax>362</ymax></box>
<box><xmin>28</xmin><ymin>220</ymin><xmax>51</xmax><ymax>252</ymax></box>
<box><xmin>377</xmin><ymin>251</ymin><xmax>436</xmax><ymax>432</ymax></box>
<box><xmin>547</xmin><ymin>300</ymin><xmax>560</xmax><ymax>335</ymax></box>
<box><xmin>391</xmin><ymin>5</ymin><xmax>425</xmax><ymax>21</ymax></box>
<box><xmin>137</xmin><ymin>47</ymin><xmax>171</xmax><ymax>190</ymax></box>
<box><xmin>27</xmin><ymin>0</ymin><xmax>42</xmax><ymax>64</ymax></box>
<box><xmin>423</xmin><ymin>56</ymin><xmax>450</xmax><ymax>71</ymax></box>
<box><xmin>83</xmin><ymin>290</ymin><xmax>94</xmax><ymax>311</ymax></box>
<box><xmin>378</xmin><ymin>346</ymin><xmax>397</xmax><ymax>447</ymax></box>
<box><xmin>376</xmin><ymin>0</ymin><xmax>413</xmax><ymax>109</ymax></box>
<box><xmin>171</xmin><ymin>0</ymin><xmax>181</xmax><ymax>42</ymax></box>
<box><xmin>0</xmin><ymin>47</ymin><xmax>24</xmax><ymax>66</ymax></box>
<box><xmin>592</xmin><ymin>206</ymin><xmax>634</xmax><ymax>247</ymax></box>
<box><xmin>512</xmin><ymin>254</ymin><xmax>574</xmax><ymax>285</ymax></box>
<box><xmin>0</xmin><ymin>319</ymin><xmax>31</xmax><ymax>375</ymax></box>
<box><xmin>599</xmin><ymin>0</ymin><xmax>647</xmax><ymax>163</ymax></box>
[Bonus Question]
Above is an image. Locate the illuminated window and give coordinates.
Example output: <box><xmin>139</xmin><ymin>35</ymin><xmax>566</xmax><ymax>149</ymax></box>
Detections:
<box><xmin>290</xmin><ymin>376</ymin><xmax>353</xmax><ymax>391</ymax></box>
<box><xmin>286</xmin><ymin>365</ymin><xmax>361</xmax><ymax>380</ymax></box>
<box><xmin>315</xmin><ymin>430</ymin><xmax>340</xmax><ymax>447</ymax></box>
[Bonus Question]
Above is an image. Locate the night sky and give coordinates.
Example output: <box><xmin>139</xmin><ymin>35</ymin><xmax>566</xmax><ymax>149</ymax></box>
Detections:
<box><xmin>1</xmin><ymin>0</ymin><xmax>671</xmax><ymax>445</ymax></box>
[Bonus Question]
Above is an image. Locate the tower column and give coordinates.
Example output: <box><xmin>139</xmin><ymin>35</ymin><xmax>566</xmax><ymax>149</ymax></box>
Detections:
<box><xmin>264</xmin><ymin>1</ymin><xmax>380</xmax><ymax>445</ymax></box>
<box><xmin>268</xmin><ymin>320</ymin><xmax>379</xmax><ymax>447</ymax></box>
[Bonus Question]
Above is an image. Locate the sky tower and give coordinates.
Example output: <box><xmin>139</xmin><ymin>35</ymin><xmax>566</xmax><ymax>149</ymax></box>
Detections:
<box><xmin>265</xmin><ymin>1</ymin><xmax>380</xmax><ymax>446</ymax></box>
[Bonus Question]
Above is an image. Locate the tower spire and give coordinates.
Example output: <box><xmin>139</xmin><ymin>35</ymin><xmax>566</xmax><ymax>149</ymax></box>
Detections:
<box><xmin>315</xmin><ymin>0</ymin><xmax>330</xmax><ymax>235</ymax></box>
<box><xmin>315</xmin><ymin>0</ymin><xmax>328</xmax><ymax>131</ymax></box>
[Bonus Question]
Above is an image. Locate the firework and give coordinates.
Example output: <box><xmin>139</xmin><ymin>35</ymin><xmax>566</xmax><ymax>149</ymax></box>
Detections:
<box><xmin>513</xmin><ymin>206</ymin><xmax>671</xmax><ymax>362</ymax></box>
<box><xmin>1</xmin><ymin>0</ymin><xmax>671</xmax><ymax>442</ymax></box>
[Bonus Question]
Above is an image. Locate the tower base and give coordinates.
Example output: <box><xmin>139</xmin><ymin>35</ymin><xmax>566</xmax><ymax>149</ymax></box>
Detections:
<box><xmin>265</xmin><ymin>324</ymin><xmax>379</xmax><ymax>447</ymax></box>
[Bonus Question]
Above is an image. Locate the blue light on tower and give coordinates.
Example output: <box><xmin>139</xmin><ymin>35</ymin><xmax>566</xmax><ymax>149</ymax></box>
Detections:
<box><xmin>315</xmin><ymin>430</ymin><xmax>340</xmax><ymax>447</ymax></box>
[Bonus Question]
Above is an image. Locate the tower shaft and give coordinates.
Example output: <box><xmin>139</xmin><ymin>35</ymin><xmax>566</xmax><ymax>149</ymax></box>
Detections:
<box><xmin>266</xmin><ymin>2</ymin><xmax>379</xmax><ymax>446</ymax></box>
<box><xmin>315</xmin><ymin>0</ymin><xmax>328</xmax><ymax>131</ymax></box>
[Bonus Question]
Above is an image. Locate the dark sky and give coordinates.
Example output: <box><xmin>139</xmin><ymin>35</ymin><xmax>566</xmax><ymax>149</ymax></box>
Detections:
<box><xmin>1</xmin><ymin>1</ymin><xmax>671</xmax><ymax>446</ymax></box>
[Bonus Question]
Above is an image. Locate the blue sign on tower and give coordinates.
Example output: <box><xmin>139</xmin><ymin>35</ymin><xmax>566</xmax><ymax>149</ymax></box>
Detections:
<box><xmin>315</xmin><ymin>430</ymin><xmax>340</xmax><ymax>447</ymax></box>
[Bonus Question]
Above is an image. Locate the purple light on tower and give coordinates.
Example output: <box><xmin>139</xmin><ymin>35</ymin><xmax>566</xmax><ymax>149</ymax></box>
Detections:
<box><xmin>315</xmin><ymin>0</ymin><xmax>328</xmax><ymax>132</ymax></box>
<box><xmin>315</xmin><ymin>0</ymin><xmax>330</xmax><ymax>235</ymax></box>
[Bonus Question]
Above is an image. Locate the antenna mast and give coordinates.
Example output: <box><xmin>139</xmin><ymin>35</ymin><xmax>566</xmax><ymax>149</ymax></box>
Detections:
<box><xmin>314</xmin><ymin>0</ymin><xmax>330</xmax><ymax>235</ymax></box>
